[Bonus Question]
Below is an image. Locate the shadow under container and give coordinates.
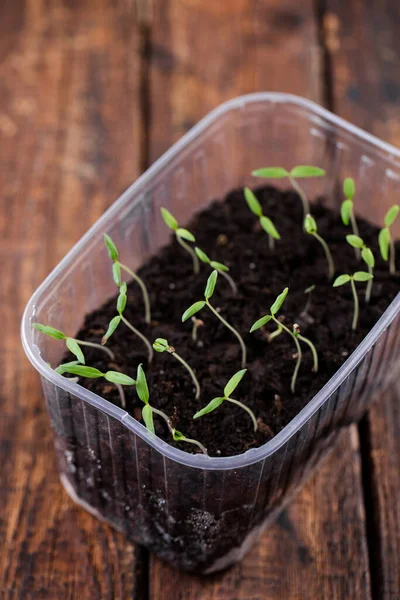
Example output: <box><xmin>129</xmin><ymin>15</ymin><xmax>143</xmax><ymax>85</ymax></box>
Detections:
<box><xmin>22</xmin><ymin>93</ymin><xmax>400</xmax><ymax>573</ymax></box>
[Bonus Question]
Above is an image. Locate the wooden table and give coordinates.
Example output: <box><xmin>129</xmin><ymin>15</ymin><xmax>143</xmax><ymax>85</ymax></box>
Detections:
<box><xmin>1</xmin><ymin>1</ymin><xmax>399</xmax><ymax>597</ymax></box>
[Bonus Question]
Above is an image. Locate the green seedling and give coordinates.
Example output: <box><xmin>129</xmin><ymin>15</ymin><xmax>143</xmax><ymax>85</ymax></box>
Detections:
<box><xmin>101</xmin><ymin>282</ymin><xmax>154</xmax><ymax>363</ymax></box>
<box><xmin>182</xmin><ymin>271</ymin><xmax>247</xmax><ymax>368</ymax></box>
<box><xmin>304</xmin><ymin>214</ymin><xmax>335</xmax><ymax>279</ymax></box>
<box><xmin>243</xmin><ymin>187</ymin><xmax>280</xmax><ymax>251</ymax></box>
<box><xmin>250</xmin><ymin>288</ymin><xmax>318</xmax><ymax>393</ymax></box>
<box><xmin>33</xmin><ymin>323</ymin><xmax>115</xmax><ymax>363</ymax></box>
<box><xmin>252</xmin><ymin>165</ymin><xmax>326</xmax><ymax>221</ymax></box>
<box><xmin>341</xmin><ymin>178</ymin><xmax>361</xmax><ymax>259</ymax></box>
<box><xmin>346</xmin><ymin>235</ymin><xmax>375</xmax><ymax>303</ymax></box>
<box><xmin>56</xmin><ymin>363</ymin><xmax>135</xmax><ymax>408</ymax></box>
<box><xmin>153</xmin><ymin>338</ymin><xmax>201</xmax><ymax>399</ymax></box>
<box><xmin>136</xmin><ymin>364</ymin><xmax>207</xmax><ymax>454</ymax></box>
<box><xmin>333</xmin><ymin>271</ymin><xmax>374</xmax><ymax>330</ymax></box>
<box><xmin>379</xmin><ymin>205</ymin><xmax>399</xmax><ymax>275</ymax></box>
<box><xmin>193</xmin><ymin>369</ymin><xmax>257</xmax><ymax>432</ymax></box>
<box><xmin>104</xmin><ymin>234</ymin><xmax>151</xmax><ymax>324</ymax></box>
<box><xmin>195</xmin><ymin>247</ymin><xmax>237</xmax><ymax>294</ymax></box>
<box><xmin>191</xmin><ymin>316</ymin><xmax>204</xmax><ymax>342</ymax></box>
<box><xmin>161</xmin><ymin>208</ymin><xmax>199</xmax><ymax>274</ymax></box>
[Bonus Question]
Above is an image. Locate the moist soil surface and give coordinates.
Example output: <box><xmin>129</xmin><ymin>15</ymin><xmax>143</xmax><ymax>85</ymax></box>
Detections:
<box><xmin>67</xmin><ymin>186</ymin><xmax>399</xmax><ymax>457</ymax></box>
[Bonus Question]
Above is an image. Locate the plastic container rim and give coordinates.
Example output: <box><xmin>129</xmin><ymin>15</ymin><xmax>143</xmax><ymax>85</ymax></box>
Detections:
<box><xmin>21</xmin><ymin>92</ymin><xmax>400</xmax><ymax>470</ymax></box>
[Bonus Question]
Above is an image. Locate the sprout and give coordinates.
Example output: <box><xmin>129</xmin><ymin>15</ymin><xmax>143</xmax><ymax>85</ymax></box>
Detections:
<box><xmin>250</xmin><ymin>288</ymin><xmax>318</xmax><ymax>393</ymax></box>
<box><xmin>136</xmin><ymin>364</ymin><xmax>207</xmax><ymax>454</ymax></box>
<box><xmin>191</xmin><ymin>316</ymin><xmax>204</xmax><ymax>341</ymax></box>
<box><xmin>346</xmin><ymin>235</ymin><xmax>375</xmax><ymax>303</ymax></box>
<box><xmin>304</xmin><ymin>214</ymin><xmax>335</xmax><ymax>279</ymax></box>
<box><xmin>153</xmin><ymin>338</ymin><xmax>201</xmax><ymax>399</ymax></box>
<box><xmin>193</xmin><ymin>369</ymin><xmax>257</xmax><ymax>431</ymax></box>
<box><xmin>243</xmin><ymin>187</ymin><xmax>280</xmax><ymax>251</ymax></box>
<box><xmin>300</xmin><ymin>284</ymin><xmax>316</xmax><ymax>323</ymax></box>
<box><xmin>161</xmin><ymin>208</ymin><xmax>199</xmax><ymax>274</ymax></box>
<box><xmin>341</xmin><ymin>178</ymin><xmax>361</xmax><ymax>260</ymax></box>
<box><xmin>33</xmin><ymin>323</ymin><xmax>115</xmax><ymax>363</ymax></box>
<box><xmin>104</xmin><ymin>234</ymin><xmax>151</xmax><ymax>324</ymax></box>
<box><xmin>55</xmin><ymin>363</ymin><xmax>135</xmax><ymax>408</ymax></box>
<box><xmin>194</xmin><ymin>246</ymin><xmax>237</xmax><ymax>294</ymax></box>
<box><xmin>333</xmin><ymin>271</ymin><xmax>374</xmax><ymax>330</ymax></box>
<box><xmin>252</xmin><ymin>165</ymin><xmax>326</xmax><ymax>221</ymax></box>
<box><xmin>101</xmin><ymin>282</ymin><xmax>154</xmax><ymax>363</ymax></box>
<box><xmin>182</xmin><ymin>271</ymin><xmax>247</xmax><ymax>368</ymax></box>
<box><xmin>379</xmin><ymin>205</ymin><xmax>399</xmax><ymax>275</ymax></box>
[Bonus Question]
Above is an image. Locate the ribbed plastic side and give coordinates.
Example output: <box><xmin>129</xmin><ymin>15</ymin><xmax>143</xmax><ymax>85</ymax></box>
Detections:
<box><xmin>24</xmin><ymin>94</ymin><xmax>400</xmax><ymax>572</ymax></box>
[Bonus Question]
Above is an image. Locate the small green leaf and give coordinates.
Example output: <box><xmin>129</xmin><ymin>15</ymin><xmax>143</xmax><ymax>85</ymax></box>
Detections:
<box><xmin>305</xmin><ymin>284</ymin><xmax>316</xmax><ymax>294</ymax></box>
<box><xmin>353</xmin><ymin>271</ymin><xmax>373</xmax><ymax>282</ymax></box>
<box><xmin>55</xmin><ymin>360</ymin><xmax>80</xmax><ymax>375</ymax></box>
<box><xmin>340</xmin><ymin>199</ymin><xmax>353</xmax><ymax>226</ymax></box>
<box><xmin>33</xmin><ymin>323</ymin><xmax>66</xmax><ymax>340</ymax></box>
<box><xmin>260</xmin><ymin>216</ymin><xmax>280</xmax><ymax>240</ymax></box>
<box><xmin>252</xmin><ymin>167</ymin><xmax>289</xmax><ymax>179</ymax></box>
<box><xmin>172</xmin><ymin>429</ymin><xmax>185</xmax><ymax>442</ymax></box>
<box><xmin>182</xmin><ymin>301</ymin><xmax>206</xmax><ymax>322</ymax></box>
<box><xmin>102</xmin><ymin>315</ymin><xmax>121</xmax><ymax>344</ymax></box>
<box><xmin>270</xmin><ymin>287</ymin><xmax>289</xmax><ymax>315</ymax></box>
<box><xmin>343</xmin><ymin>177</ymin><xmax>355</xmax><ymax>199</ymax></box>
<box><xmin>195</xmin><ymin>247</ymin><xmax>210</xmax><ymax>263</ymax></box>
<box><xmin>379</xmin><ymin>227</ymin><xmax>390</xmax><ymax>261</ymax></box>
<box><xmin>136</xmin><ymin>364</ymin><xmax>149</xmax><ymax>405</ymax></box>
<box><xmin>161</xmin><ymin>207</ymin><xmax>178</xmax><ymax>231</ymax></box>
<box><xmin>120</xmin><ymin>282</ymin><xmax>127</xmax><ymax>294</ymax></box>
<box><xmin>117</xmin><ymin>290</ymin><xmax>127</xmax><ymax>314</ymax></box>
<box><xmin>224</xmin><ymin>369</ymin><xmax>247</xmax><ymax>397</ymax></box>
<box><xmin>333</xmin><ymin>274</ymin><xmax>351</xmax><ymax>287</ymax></box>
<box><xmin>153</xmin><ymin>338</ymin><xmax>169</xmax><ymax>353</ymax></box>
<box><xmin>176</xmin><ymin>228</ymin><xmax>195</xmax><ymax>242</ymax></box>
<box><xmin>204</xmin><ymin>270</ymin><xmax>218</xmax><ymax>300</ymax></box>
<box><xmin>142</xmin><ymin>404</ymin><xmax>155</xmax><ymax>433</ymax></box>
<box><xmin>244</xmin><ymin>187</ymin><xmax>262</xmax><ymax>217</ymax></box>
<box><xmin>66</xmin><ymin>338</ymin><xmax>85</xmax><ymax>364</ymax></box>
<box><xmin>104</xmin><ymin>371</ymin><xmax>136</xmax><ymax>385</ymax></box>
<box><xmin>60</xmin><ymin>365</ymin><xmax>104</xmax><ymax>378</ymax></box>
<box><xmin>193</xmin><ymin>397</ymin><xmax>225</xmax><ymax>419</ymax></box>
<box><xmin>346</xmin><ymin>234</ymin><xmax>364</xmax><ymax>249</ymax></box>
<box><xmin>290</xmin><ymin>165</ymin><xmax>325</xmax><ymax>178</ymax></box>
<box><xmin>361</xmin><ymin>247</ymin><xmax>375</xmax><ymax>268</ymax></box>
<box><xmin>104</xmin><ymin>234</ymin><xmax>119</xmax><ymax>261</ymax></box>
<box><xmin>250</xmin><ymin>314</ymin><xmax>272</xmax><ymax>332</ymax></box>
<box><xmin>384</xmin><ymin>204</ymin><xmax>399</xmax><ymax>227</ymax></box>
<box><xmin>304</xmin><ymin>214</ymin><xmax>317</xmax><ymax>234</ymax></box>
<box><xmin>210</xmin><ymin>260</ymin><xmax>229</xmax><ymax>272</ymax></box>
<box><xmin>112</xmin><ymin>262</ymin><xmax>121</xmax><ymax>286</ymax></box>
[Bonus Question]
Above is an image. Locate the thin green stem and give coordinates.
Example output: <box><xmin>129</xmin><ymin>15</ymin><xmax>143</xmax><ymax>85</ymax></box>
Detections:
<box><xmin>115</xmin><ymin>383</ymin><xmax>126</xmax><ymax>409</ymax></box>
<box><xmin>177</xmin><ymin>436</ymin><xmax>208</xmax><ymax>455</ymax></box>
<box><xmin>350</xmin><ymin>278</ymin><xmax>359</xmax><ymax>330</ymax></box>
<box><xmin>121</xmin><ymin>315</ymin><xmax>154</xmax><ymax>363</ymax></box>
<box><xmin>152</xmin><ymin>408</ymin><xmax>208</xmax><ymax>454</ymax></box>
<box><xmin>192</xmin><ymin>319</ymin><xmax>198</xmax><ymax>341</ymax></box>
<box><xmin>218</xmin><ymin>269</ymin><xmax>237</xmax><ymax>295</ymax></box>
<box><xmin>389</xmin><ymin>234</ymin><xmax>396</xmax><ymax>275</ymax></box>
<box><xmin>313</xmin><ymin>232</ymin><xmax>335</xmax><ymax>279</ymax></box>
<box><xmin>171</xmin><ymin>351</ymin><xmax>201</xmax><ymax>399</ymax></box>
<box><xmin>207</xmin><ymin>301</ymin><xmax>247</xmax><ymax>368</ymax></box>
<box><xmin>268</xmin><ymin>234</ymin><xmax>275</xmax><ymax>252</ymax></box>
<box><xmin>152</xmin><ymin>406</ymin><xmax>170</xmax><ymax>425</ymax></box>
<box><xmin>177</xmin><ymin>235</ymin><xmax>199</xmax><ymax>274</ymax></box>
<box><xmin>273</xmin><ymin>316</ymin><xmax>302</xmax><ymax>393</ymax></box>
<box><xmin>350</xmin><ymin>211</ymin><xmax>361</xmax><ymax>260</ymax></box>
<box><xmin>268</xmin><ymin>323</ymin><xmax>283</xmax><ymax>343</ymax></box>
<box><xmin>365</xmin><ymin>265</ymin><xmax>373</xmax><ymax>304</ymax></box>
<box><xmin>120</xmin><ymin>263</ymin><xmax>151</xmax><ymax>324</ymax></box>
<box><xmin>226</xmin><ymin>397</ymin><xmax>258</xmax><ymax>432</ymax></box>
<box><xmin>297</xmin><ymin>334</ymin><xmax>318</xmax><ymax>373</ymax></box>
<box><xmin>288</xmin><ymin>176</ymin><xmax>310</xmax><ymax>220</ymax></box>
<box><xmin>74</xmin><ymin>339</ymin><xmax>115</xmax><ymax>360</ymax></box>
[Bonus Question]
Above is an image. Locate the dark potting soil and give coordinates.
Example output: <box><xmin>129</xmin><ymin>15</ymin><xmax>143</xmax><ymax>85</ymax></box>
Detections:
<box><xmin>66</xmin><ymin>186</ymin><xmax>399</xmax><ymax>457</ymax></box>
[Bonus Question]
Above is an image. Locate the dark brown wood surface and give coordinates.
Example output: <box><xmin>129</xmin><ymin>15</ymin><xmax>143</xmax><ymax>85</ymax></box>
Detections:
<box><xmin>0</xmin><ymin>0</ymin><xmax>397</xmax><ymax>598</ymax></box>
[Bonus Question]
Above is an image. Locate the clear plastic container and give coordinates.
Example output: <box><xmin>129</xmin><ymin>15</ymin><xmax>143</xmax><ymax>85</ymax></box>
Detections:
<box><xmin>21</xmin><ymin>93</ymin><xmax>400</xmax><ymax>573</ymax></box>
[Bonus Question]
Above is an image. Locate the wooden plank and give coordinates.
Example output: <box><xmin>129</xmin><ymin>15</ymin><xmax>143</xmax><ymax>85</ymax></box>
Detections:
<box><xmin>0</xmin><ymin>1</ymin><xmax>142</xmax><ymax>597</ymax></box>
<box><xmin>148</xmin><ymin>0</ymin><xmax>372</xmax><ymax>597</ymax></box>
<box><xmin>323</xmin><ymin>1</ymin><xmax>400</xmax><ymax>596</ymax></box>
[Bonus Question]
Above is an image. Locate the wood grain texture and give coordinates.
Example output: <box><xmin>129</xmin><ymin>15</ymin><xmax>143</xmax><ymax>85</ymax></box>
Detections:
<box><xmin>148</xmin><ymin>0</ymin><xmax>371</xmax><ymax>597</ymax></box>
<box><xmin>0</xmin><ymin>0</ymin><xmax>141</xmax><ymax>597</ymax></box>
<box><xmin>324</xmin><ymin>1</ymin><xmax>400</xmax><ymax>596</ymax></box>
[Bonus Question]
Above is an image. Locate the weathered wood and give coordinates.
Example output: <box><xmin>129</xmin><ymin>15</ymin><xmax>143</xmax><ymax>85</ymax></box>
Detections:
<box><xmin>324</xmin><ymin>1</ymin><xmax>400</xmax><ymax>596</ymax></box>
<box><xmin>0</xmin><ymin>0</ymin><xmax>141</xmax><ymax>597</ymax></box>
<box><xmin>148</xmin><ymin>0</ymin><xmax>372</xmax><ymax>597</ymax></box>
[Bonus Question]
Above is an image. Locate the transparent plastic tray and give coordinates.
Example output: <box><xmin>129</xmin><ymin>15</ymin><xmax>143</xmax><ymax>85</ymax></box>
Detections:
<box><xmin>22</xmin><ymin>93</ymin><xmax>400</xmax><ymax>573</ymax></box>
